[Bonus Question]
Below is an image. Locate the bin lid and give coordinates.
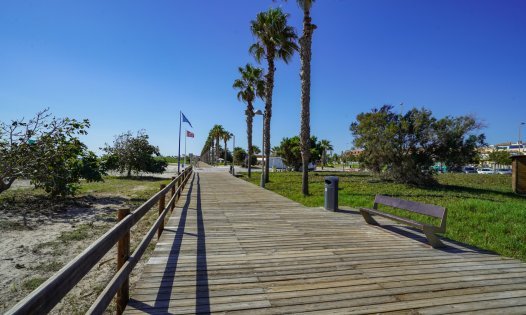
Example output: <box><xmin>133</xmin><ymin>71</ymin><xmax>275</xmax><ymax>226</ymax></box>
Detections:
<box><xmin>324</xmin><ymin>176</ymin><xmax>339</xmax><ymax>183</ymax></box>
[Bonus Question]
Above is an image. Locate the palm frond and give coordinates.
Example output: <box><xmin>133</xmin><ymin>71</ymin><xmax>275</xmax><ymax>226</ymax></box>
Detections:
<box><xmin>249</xmin><ymin>7</ymin><xmax>298</xmax><ymax>64</ymax></box>
<box><xmin>249</xmin><ymin>43</ymin><xmax>265</xmax><ymax>63</ymax></box>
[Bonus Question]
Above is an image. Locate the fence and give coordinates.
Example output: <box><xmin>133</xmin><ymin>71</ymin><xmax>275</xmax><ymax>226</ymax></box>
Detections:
<box><xmin>6</xmin><ymin>166</ymin><xmax>193</xmax><ymax>315</ymax></box>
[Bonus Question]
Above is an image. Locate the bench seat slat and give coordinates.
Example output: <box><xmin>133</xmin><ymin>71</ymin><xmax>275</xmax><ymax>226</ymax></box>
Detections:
<box><xmin>374</xmin><ymin>195</ymin><xmax>445</xmax><ymax>218</ymax></box>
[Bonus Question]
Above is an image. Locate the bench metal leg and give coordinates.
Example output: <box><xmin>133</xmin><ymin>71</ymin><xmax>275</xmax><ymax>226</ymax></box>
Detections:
<box><xmin>360</xmin><ymin>209</ymin><xmax>379</xmax><ymax>226</ymax></box>
<box><xmin>423</xmin><ymin>226</ymin><xmax>445</xmax><ymax>248</ymax></box>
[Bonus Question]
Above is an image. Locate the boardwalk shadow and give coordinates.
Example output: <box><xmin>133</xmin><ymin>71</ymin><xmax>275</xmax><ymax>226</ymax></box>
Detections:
<box><xmin>128</xmin><ymin>173</ymin><xmax>211</xmax><ymax>314</ymax></box>
<box><xmin>195</xmin><ymin>173</ymin><xmax>210</xmax><ymax>314</ymax></box>
<box><xmin>152</xmin><ymin>174</ymin><xmax>195</xmax><ymax>312</ymax></box>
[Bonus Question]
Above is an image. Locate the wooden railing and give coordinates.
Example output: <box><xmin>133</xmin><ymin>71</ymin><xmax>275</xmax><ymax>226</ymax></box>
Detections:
<box><xmin>6</xmin><ymin>166</ymin><xmax>194</xmax><ymax>315</ymax></box>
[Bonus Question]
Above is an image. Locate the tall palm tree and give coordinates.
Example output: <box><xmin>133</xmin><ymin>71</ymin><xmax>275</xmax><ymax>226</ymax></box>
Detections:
<box><xmin>250</xmin><ymin>8</ymin><xmax>298</xmax><ymax>183</ymax></box>
<box><xmin>233</xmin><ymin>64</ymin><xmax>265</xmax><ymax>178</ymax></box>
<box><xmin>211</xmin><ymin>125</ymin><xmax>225</xmax><ymax>165</ymax></box>
<box><xmin>222</xmin><ymin>131</ymin><xmax>231</xmax><ymax>165</ymax></box>
<box><xmin>297</xmin><ymin>0</ymin><xmax>317</xmax><ymax>195</ymax></box>
<box><xmin>320</xmin><ymin>139</ymin><xmax>333</xmax><ymax>170</ymax></box>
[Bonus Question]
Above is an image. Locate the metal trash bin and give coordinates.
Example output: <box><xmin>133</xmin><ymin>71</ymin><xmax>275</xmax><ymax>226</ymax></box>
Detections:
<box><xmin>324</xmin><ymin>176</ymin><xmax>339</xmax><ymax>211</ymax></box>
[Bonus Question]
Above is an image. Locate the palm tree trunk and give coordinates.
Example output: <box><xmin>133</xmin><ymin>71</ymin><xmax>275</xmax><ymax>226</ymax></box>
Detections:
<box><xmin>322</xmin><ymin>148</ymin><xmax>326</xmax><ymax>170</ymax></box>
<box><xmin>300</xmin><ymin>10</ymin><xmax>316</xmax><ymax>196</ymax></box>
<box><xmin>246</xmin><ymin>102</ymin><xmax>254</xmax><ymax>178</ymax></box>
<box><xmin>211</xmin><ymin>140</ymin><xmax>214</xmax><ymax>165</ymax></box>
<box><xmin>215</xmin><ymin>137</ymin><xmax>220</xmax><ymax>165</ymax></box>
<box><xmin>224</xmin><ymin>139</ymin><xmax>228</xmax><ymax>165</ymax></box>
<box><xmin>264</xmin><ymin>51</ymin><xmax>275</xmax><ymax>183</ymax></box>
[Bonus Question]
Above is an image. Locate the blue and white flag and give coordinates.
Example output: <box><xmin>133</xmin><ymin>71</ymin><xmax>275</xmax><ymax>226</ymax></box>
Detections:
<box><xmin>182</xmin><ymin>112</ymin><xmax>193</xmax><ymax>128</ymax></box>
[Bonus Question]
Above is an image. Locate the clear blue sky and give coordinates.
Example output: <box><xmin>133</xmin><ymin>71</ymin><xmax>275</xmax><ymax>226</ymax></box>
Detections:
<box><xmin>2</xmin><ymin>0</ymin><xmax>526</xmax><ymax>156</ymax></box>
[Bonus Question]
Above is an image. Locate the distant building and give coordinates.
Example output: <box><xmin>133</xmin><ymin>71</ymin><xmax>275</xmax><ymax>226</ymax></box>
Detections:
<box><xmin>478</xmin><ymin>142</ymin><xmax>524</xmax><ymax>167</ymax></box>
<box><xmin>494</xmin><ymin>142</ymin><xmax>525</xmax><ymax>156</ymax></box>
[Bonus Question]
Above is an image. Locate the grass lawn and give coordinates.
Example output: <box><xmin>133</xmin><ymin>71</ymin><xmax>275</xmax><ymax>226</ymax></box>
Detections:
<box><xmin>241</xmin><ymin>171</ymin><xmax>526</xmax><ymax>261</ymax></box>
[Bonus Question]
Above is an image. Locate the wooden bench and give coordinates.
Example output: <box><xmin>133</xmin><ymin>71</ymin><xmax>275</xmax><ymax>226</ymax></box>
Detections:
<box><xmin>360</xmin><ymin>195</ymin><xmax>447</xmax><ymax>248</ymax></box>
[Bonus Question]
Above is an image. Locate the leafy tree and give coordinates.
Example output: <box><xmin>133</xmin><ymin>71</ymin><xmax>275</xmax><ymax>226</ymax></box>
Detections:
<box><xmin>0</xmin><ymin>109</ymin><xmax>103</xmax><ymax>197</ymax></box>
<box><xmin>250</xmin><ymin>7</ymin><xmax>298</xmax><ymax>182</ymax></box>
<box><xmin>433</xmin><ymin>116</ymin><xmax>486</xmax><ymax>170</ymax></box>
<box><xmin>309</xmin><ymin>136</ymin><xmax>322</xmax><ymax>162</ymax></box>
<box><xmin>102</xmin><ymin>131</ymin><xmax>166</xmax><ymax>176</ymax></box>
<box><xmin>489</xmin><ymin>150</ymin><xmax>511</xmax><ymax>166</ymax></box>
<box><xmin>276</xmin><ymin>137</ymin><xmax>302</xmax><ymax>171</ymax></box>
<box><xmin>233</xmin><ymin>64</ymin><xmax>265</xmax><ymax>178</ymax></box>
<box><xmin>222</xmin><ymin>131</ymin><xmax>232</xmax><ymax>165</ymax></box>
<box><xmin>233</xmin><ymin>147</ymin><xmax>247</xmax><ymax>166</ymax></box>
<box><xmin>252</xmin><ymin>145</ymin><xmax>261</xmax><ymax>155</ymax></box>
<box><xmin>319</xmin><ymin>139</ymin><xmax>333</xmax><ymax>169</ymax></box>
<box><xmin>330</xmin><ymin>153</ymin><xmax>340</xmax><ymax>165</ymax></box>
<box><xmin>350</xmin><ymin>105</ymin><xmax>485</xmax><ymax>186</ymax></box>
<box><xmin>275</xmin><ymin>136</ymin><xmax>321</xmax><ymax>171</ymax></box>
<box><xmin>31</xmin><ymin>141</ymin><xmax>103</xmax><ymax>197</ymax></box>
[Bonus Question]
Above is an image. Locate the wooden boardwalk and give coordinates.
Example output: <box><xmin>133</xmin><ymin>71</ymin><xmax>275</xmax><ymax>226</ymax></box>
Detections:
<box><xmin>125</xmin><ymin>169</ymin><xmax>526</xmax><ymax>314</ymax></box>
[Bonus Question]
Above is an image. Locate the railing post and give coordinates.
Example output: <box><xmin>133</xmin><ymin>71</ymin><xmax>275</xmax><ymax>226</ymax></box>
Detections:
<box><xmin>158</xmin><ymin>184</ymin><xmax>166</xmax><ymax>239</ymax></box>
<box><xmin>171</xmin><ymin>177</ymin><xmax>176</xmax><ymax>212</ymax></box>
<box><xmin>177</xmin><ymin>176</ymin><xmax>182</xmax><ymax>200</ymax></box>
<box><xmin>116</xmin><ymin>208</ymin><xmax>130</xmax><ymax>315</ymax></box>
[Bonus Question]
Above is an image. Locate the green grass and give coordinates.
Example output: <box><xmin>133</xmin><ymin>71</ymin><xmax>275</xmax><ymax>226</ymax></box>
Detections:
<box><xmin>58</xmin><ymin>223</ymin><xmax>108</xmax><ymax>243</ymax></box>
<box><xmin>241</xmin><ymin>171</ymin><xmax>526</xmax><ymax>261</ymax></box>
<box><xmin>79</xmin><ymin>176</ymin><xmax>171</xmax><ymax>201</ymax></box>
<box><xmin>32</xmin><ymin>261</ymin><xmax>63</xmax><ymax>273</ymax></box>
<box><xmin>21</xmin><ymin>277</ymin><xmax>47</xmax><ymax>291</ymax></box>
<box><xmin>156</xmin><ymin>156</ymin><xmax>182</xmax><ymax>163</ymax></box>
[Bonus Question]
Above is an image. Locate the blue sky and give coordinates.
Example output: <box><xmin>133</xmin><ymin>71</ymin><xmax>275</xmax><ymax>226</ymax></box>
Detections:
<box><xmin>1</xmin><ymin>0</ymin><xmax>526</xmax><ymax>156</ymax></box>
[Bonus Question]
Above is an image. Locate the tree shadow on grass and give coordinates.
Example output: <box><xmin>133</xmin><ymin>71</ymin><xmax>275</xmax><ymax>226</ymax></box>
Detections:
<box><xmin>430</xmin><ymin>183</ymin><xmax>520</xmax><ymax>199</ymax></box>
<box><xmin>344</xmin><ymin>183</ymin><xmax>521</xmax><ymax>203</ymax></box>
<box><xmin>311</xmin><ymin>172</ymin><xmax>372</xmax><ymax>179</ymax></box>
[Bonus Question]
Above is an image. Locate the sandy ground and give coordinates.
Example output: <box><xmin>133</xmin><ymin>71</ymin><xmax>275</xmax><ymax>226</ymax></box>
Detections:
<box><xmin>0</xmin><ymin>182</ymin><xmax>173</xmax><ymax>313</ymax></box>
<box><xmin>0</xmin><ymin>197</ymin><xmax>125</xmax><ymax>313</ymax></box>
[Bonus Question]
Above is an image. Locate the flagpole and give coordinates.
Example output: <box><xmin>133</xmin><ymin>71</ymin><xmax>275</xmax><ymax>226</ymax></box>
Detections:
<box><xmin>178</xmin><ymin>111</ymin><xmax>182</xmax><ymax>174</ymax></box>
<box><xmin>184</xmin><ymin>130</ymin><xmax>187</xmax><ymax>168</ymax></box>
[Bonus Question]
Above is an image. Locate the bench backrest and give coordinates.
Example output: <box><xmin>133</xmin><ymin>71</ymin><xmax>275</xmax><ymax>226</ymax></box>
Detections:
<box><xmin>373</xmin><ymin>195</ymin><xmax>446</xmax><ymax>219</ymax></box>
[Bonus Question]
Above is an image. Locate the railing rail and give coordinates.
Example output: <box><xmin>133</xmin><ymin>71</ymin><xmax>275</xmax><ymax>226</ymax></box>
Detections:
<box><xmin>6</xmin><ymin>166</ymin><xmax>193</xmax><ymax>315</ymax></box>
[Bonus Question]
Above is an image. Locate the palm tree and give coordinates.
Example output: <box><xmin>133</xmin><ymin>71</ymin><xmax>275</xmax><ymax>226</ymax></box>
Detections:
<box><xmin>201</xmin><ymin>135</ymin><xmax>213</xmax><ymax>164</ymax></box>
<box><xmin>222</xmin><ymin>131</ymin><xmax>231</xmax><ymax>165</ymax></box>
<box><xmin>297</xmin><ymin>0</ymin><xmax>317</xmax><ymax>195</ymax></box>
<box><xmin>320</xmin><ymin>139</ymin><xmax>333</xmax><ymax>170</ymax></box>
<box><xmin>250</xmin><ymin>8</ymin><xmax>298</xmax><ymax>183</ymax></box>
<box><xmin>233</xmin><ymin>64</ymin><xmax>265</xmax><ymax>178</ymax></box>
<box><xmin>210</xmin><ymin>125</ymin><xmax>225</xmax><ymax>165</ymax></box>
